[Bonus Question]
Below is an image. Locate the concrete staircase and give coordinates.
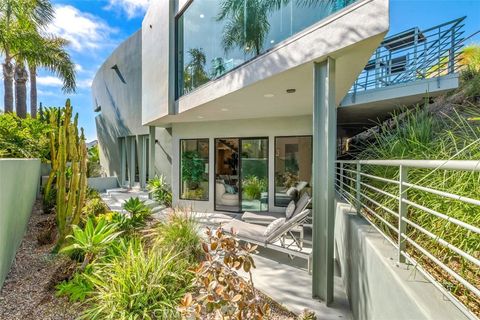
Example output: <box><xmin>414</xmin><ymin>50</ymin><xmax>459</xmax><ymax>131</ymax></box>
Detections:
<box><xmin>101</xmin><ymin>187</ymin><xmax>167</xmax><ymax>218</ymax></box>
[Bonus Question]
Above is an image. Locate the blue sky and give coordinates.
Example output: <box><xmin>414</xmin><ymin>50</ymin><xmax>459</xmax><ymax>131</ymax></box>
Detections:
<box><xmin>0</xmin><ymin>0</ymin><xmax>479</xmax><ymax>142</ymax></box>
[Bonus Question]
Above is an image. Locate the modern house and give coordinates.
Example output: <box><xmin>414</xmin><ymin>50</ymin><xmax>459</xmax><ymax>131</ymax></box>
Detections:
<box><xmin>92</xmin><ymin>0</ymin><xmax>471</xmax><ymax>315</ymax></box>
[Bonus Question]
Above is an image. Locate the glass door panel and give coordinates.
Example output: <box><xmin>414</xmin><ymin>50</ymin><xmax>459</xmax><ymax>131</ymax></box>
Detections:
<box><xmin>215</xmin><ymin>138</ymin><xmax>240</xmax><ymax>212</ymax></box>
<box><xmin>240</xmin><ymin>138</ymin><xmax>268</xmax><ymax>212</ymax></box>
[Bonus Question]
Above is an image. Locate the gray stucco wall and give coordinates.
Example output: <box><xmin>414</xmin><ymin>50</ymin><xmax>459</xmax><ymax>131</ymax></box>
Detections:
<box><xmin>92</xmin><ymin>29</ymin><xmax>173</xmax><ymax>184</ymax></box>
<box><xmin>0</xmin><ymin>159</ymin><xmax>40</xmax><ymax>288</ymax></box>
<box><xmin>334</xmin><ymin>199</ymin><xmax>468</xmax><ymax>320</ymax></box>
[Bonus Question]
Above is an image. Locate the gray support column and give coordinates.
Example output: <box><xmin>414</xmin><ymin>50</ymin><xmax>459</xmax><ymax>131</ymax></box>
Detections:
<box><xmin>120</xmin><ymin>138</ymin><xmax>126</xmax><ymax>186</ymax></box>
<box><xmin>129</xmin><ymin>136</ymin><xmax>136</xmax><ymax>188</ymax></box>
<box><xmin>149</xmin><ymin>126</ymin><xmax>156</xmax><ymax>180</ymax></box>
<box><xmin>139</xmin><ymin>136</ymin><xmax>147</xmax><ymax>189</ymax></box>
<box><xmin>312</xmin><ymin>57</ymin><xmax>336</xmax><ymax>304</ymax></box>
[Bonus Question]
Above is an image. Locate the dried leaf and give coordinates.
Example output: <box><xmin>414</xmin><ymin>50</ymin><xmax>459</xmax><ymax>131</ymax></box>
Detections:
<box><xmin>232</xmin><ymin>294</ymin><xmax>242</xmax><ymax>302</ymax></box>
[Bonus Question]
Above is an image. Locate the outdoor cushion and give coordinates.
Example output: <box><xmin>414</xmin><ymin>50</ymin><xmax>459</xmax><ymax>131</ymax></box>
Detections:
<box><xmin>263</xmin><ymin>218</ymin><xmax>286</xmax><ymax>237</ymax></box>
<box><xmin>222</xmin><ymin>220</ymin><xmax>267</xmax><ymax>243</ymax></box>
<box><xmin>286</xmin><ymin>187</ymin><xmax>298</xmax><ymax>197</ymax></box>
<box><xmin>285</xmin><ymin>200</ymin><xmax>296</xmax><ymax>220</ymax></box>
<box><xmin>292</xmin><ymin>192</ymin><xmax>311</xmax><ymax>217</ymax></box>
<box><xmin>242</xmin><ymin>211</ymin><xmax>284</xmax><ymax>224</ymax></box>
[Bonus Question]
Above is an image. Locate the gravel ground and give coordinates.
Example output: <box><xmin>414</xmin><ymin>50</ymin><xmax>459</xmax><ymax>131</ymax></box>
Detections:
<box><xmin>0</xmin><ymin>200</ymin><xmax>82</xmax><ymax>320</ymax></box>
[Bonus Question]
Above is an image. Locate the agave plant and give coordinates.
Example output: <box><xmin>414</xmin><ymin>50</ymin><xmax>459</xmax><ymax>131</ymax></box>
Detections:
<box><xmin>146</xmin><ymin>175</ymin><xmax>172</xmax><ymax>207</ymax></box>
<box><xmin>60</xmin><ymin>217</ymin><xmax>121</xmax><ymax>269</ymax></box>
<box><xmin>123</xmin><ymin>197</ymin><xmax>151</xmax><ymax>218</ymax></box>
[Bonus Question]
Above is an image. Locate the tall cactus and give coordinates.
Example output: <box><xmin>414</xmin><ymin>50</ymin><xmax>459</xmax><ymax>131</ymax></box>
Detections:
<box><xmin>45</xmin><ymin>99</ymin><xmax>88</xmax><ymax>253</ymax></box>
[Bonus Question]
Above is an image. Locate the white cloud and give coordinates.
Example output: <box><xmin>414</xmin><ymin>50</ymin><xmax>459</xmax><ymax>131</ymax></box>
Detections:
<box><xmin>37</xmin><ymin>76</ymin><xmax>63</xmax><ymax>87</ymax></box>
<box><xmin>38</xmin><ymin>89</ymin><xmax>57</xmax><ymax>97</ymax></box>
<box><xmin>105</xmin><ymin>0</ymin><xmax>150</xmax><ymax>19</ymax></box>
<box><xmin>74</xmin><ymin>64</ymin><xmax>83</xmax><ymax>72</ymax></box>
<box><xmin>47</xmin><ymin>5</ymin><xmax>117</xmax><ymax>51</ymax></box>
<box><xmin>78</xmin><ymin>77</ymin><xmax>93</xmax><ymax>89</ymax></box>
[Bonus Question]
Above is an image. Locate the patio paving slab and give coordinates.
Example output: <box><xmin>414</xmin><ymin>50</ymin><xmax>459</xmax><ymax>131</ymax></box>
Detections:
<box><xmin>240</xmin><ymin>247</ymin><xmax>352</xmax><ymax>319</ymax></box>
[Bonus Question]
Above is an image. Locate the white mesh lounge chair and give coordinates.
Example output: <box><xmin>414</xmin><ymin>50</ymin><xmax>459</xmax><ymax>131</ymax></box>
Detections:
<box><xmin>222</xmin><ymin>208</ymin><xmax>312</xmax><ymax>272</ymax></box>
<box><xmin>242</xmin><ymin>192</ymin><xmax>311</xmax><ymax>225</ymax></box>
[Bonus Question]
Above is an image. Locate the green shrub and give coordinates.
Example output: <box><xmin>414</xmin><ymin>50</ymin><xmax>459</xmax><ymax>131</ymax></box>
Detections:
<box><xmin>0</xmin><ymin>113</ymin><xmax>51</xmax><ymax>159</ymax></box>
<box><xmin>56</xmin><ymin>264</ymin><xmax>94</xmax><ymax>302</ymax></box>
<box><xmin>152</xmin><ymin>210</ymin><xmax>202</xmax><ymax>262</ymax></box>
<box><xmin>82</xmin><ymin>241</ymin><xmax>193</xmax><ymax>320</ymax></box>
<box><xmin>86</xmin><ymin>187</ymin><xmax>102</xmax><ymax>200</ymax></box>
<box><xmin>147</xmin><ymin>175</ymin><xmax>172</xmax><ymax>207</ymax></box>
<box><xmin>82</xmin><ymin>198</ymin><xmax>109</xmax><ymax>218</ymax></box>
<box><xmin>242</xmin><ymin>176</ymin><xmax>267</xmax><ymax>200</ymax></box>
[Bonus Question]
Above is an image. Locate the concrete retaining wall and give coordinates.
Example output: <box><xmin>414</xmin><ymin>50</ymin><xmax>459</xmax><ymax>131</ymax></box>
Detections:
<box><xmin>87</xmin><ymin>177</ymin><xmax>119</xmax><ymax>192</ymax></box>
<box><xmin>0</xmin><ymin>159</ymin><xmax>41</xmax><ymax>288</ymax></box>
<box><xmin>334</xmin><ymin>199</ymin><xmax>468</xmax><ymax>320</ymax></box>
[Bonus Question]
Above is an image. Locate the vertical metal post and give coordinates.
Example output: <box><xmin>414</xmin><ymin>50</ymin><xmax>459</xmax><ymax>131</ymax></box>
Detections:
<box><xmin>413</xmin><ymin>28</ymin><xmax>418</xmax><ymax>79</ymax></box>
<box><xmin>449</xmin><ymin>28</ymin><xmax>455</xmax><ymax>74</ymax></box>
<box><xmin>312</xmin><ymin>57</ymin><xmax>336</xmax><ymax>305</ymax></box>
<box><xmin>339</xmin><ymin>163</ymin><xmax>344</xmax><ymax>194</ymax></box>
<box><xmin>355</xmin><ymin>163</ymin><xmax>361</xmax><ymax>213</ymax></box>
<box><xmin>398</xmin><ymin>165</ymin><xmax>408</xmax><ymax>263</ymax></box>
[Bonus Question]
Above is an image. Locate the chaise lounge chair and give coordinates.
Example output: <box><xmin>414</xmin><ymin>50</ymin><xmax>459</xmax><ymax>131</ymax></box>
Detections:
<box><xmin>242</xmin><ymin>192</ymin><xmax>311</xmax><ymax>225</ymax></box>
<box><xmin>222</xmin><ymin>208</ymin><xmax>312</xmax><ymax>272</ymax></box>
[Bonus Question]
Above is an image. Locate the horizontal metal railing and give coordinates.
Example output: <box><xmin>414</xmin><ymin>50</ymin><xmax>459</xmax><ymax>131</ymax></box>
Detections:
<box><xmin>335</xmin><ymin>159</ymin><xmax>480</xmax><ymax>320</ymax></box>
<box><xmin>348</xmin><ymin>17</ymin><xmax>466</xmax><ymax>98</ymax></box>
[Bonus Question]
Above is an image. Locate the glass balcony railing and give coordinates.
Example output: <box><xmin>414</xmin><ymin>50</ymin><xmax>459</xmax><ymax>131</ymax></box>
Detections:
<box><xmin>176</xmin><ymin>0</ymin><xmax>357</xmax><ymax>98</ymax></box>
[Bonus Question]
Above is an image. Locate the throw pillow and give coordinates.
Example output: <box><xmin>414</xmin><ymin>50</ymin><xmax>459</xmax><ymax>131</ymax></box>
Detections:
<box><xmin>286</xmin><ymin>187</ymin><xmax>298</xmax><ymax>197</ymax></box>
<box><xmin>224</xmin><ymin>184</ymin><xmax>236</xmax><ymax>194</ymax></box>
<box><xmin>263</xmin><ymin>218</ymin><xmax>286</xmax><ymax>237</ymax></box>
<box><xmin>285</xmin><ymin>200</ymin><xmax>296</xmax><ymax>220</ymax></box>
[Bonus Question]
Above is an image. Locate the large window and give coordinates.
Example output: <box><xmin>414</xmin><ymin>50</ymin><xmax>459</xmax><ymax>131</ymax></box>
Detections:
<box><xmin>176</xmin><ymin>0</ymin><xmax>357</xmax><ymax>97</ymax></box>
<box><xmin>180</xmin><ymin>139</ymin><xmax>209</xmax><ymax>201</ymax></box>
<box><xmin>274</xmin><ymin>136</ymin><xmax>312</xmax><ymax>207</ymax></box>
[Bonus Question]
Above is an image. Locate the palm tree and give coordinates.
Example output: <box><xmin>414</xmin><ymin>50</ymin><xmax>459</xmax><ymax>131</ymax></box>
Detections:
<box><xmin>0</xmin><ymin>0</ymin><xmax>54</xmax><ymax>115</ymax></box>
<box><xmin>23</xmin><ymin>35</ymin><xmax>76</xmax><ymax>118</ymax></box>
<box><xmin>183</xmin><ymin>48</ymin><xmax>210</xmax><ymax>93</ymax></box>
<box><xmin>217</xmin><ymin>0</ymin><xmax>270</xmax><ymax>56</ymax></box>
<box><xmin>216</xmin><ymin>0</ymin><xmax>341</xmax><ymax>56</ymax></box>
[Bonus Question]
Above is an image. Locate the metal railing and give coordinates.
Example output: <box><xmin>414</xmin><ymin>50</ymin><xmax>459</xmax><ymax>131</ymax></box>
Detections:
<box><xmin>335</xmin><ymin>159</ymin><xmax>480</xmax><ymax>320</ymax></box>
<box><xmin>348</xmin><ymin>17</ymin><xmax>466</xmax><ymax>99</ymax></box>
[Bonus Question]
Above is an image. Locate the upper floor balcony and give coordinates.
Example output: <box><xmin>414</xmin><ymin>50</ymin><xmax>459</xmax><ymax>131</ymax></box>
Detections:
<box><xmin>176</xmin><ymin>0</ymin><xmax>358</xmax><ymax>99</ymax></box>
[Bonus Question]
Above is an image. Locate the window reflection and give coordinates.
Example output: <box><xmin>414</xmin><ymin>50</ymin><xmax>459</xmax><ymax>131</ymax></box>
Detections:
<box><xmin>176</xmin><ymin>0</ymin><xmax>357</xmax><ymax>97</ymax></box>
<box><xmin>180</xmin><ymin>139</ymin><xmax>209</xmax><ymax>201</ymax></box>
<box><xmin>275</xmin><ymin>136</ymin><xmax>312</xmax><ymax>207</ymax></box>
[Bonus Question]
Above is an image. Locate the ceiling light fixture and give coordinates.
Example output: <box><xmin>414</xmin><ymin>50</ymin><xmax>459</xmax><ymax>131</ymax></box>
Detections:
<box><xmin>264</xmin><ymin>93</ymin><xmax>274</xmax><ymax>98</ymax></box>
<box><xmin>200</xmin><ymin>14</ymin><xmax>205</xmax><ymax>18</ymax></box>
<box><xmin>221</xmin><ymin>108</ymin><xmax>229</xmax><ymax>112</ymax></box>
<box><xmin>286</xmin><ymin>88</ymin><xmax>296</xmax><ymax>94</ymax></box>
<box><xmin>197</xmin><ymin>115</ymin><xmax>204</xmax><ymax>119</ymax></box>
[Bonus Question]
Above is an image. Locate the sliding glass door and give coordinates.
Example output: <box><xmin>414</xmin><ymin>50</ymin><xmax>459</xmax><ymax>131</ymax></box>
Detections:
<box><xmin>240</xmin><ymin>138</ymin><xmax>268</xmax><ymax>212</ymax></box>
<box><xmin>214</xmin><ymin>137</ymin><xmax>268</xmax><ymax>212</ymax></box>
<box><xmin>215</xmin><ymin>139</ymin><xmax>240</xmax><ymax>212</ymax></box>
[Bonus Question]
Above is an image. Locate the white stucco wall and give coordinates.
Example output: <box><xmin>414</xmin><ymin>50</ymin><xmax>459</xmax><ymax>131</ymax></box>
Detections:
<box><xmin>171</xmin><ymin>115</ymin><xmax>312</xmax><ymax>212</ymax></box>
